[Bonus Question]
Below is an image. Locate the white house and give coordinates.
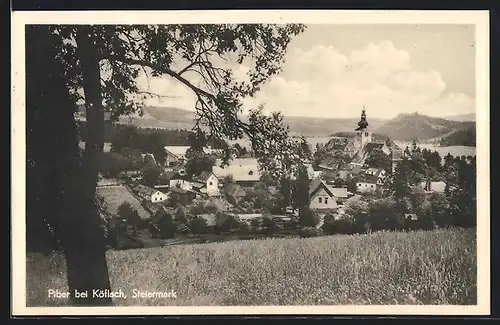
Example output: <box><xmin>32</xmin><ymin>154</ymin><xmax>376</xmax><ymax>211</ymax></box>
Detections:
<box><xmin>135</xmin><ymin>184</ymin><xmax>169</xmax><ymax>203</ymax></box>
<box><xmin>170</xmin><ymin>179</ymin><xmax>193</xmax><ymax>191</ymax></box>
<box><xmin>365</xmin><ymin>167</ymin><xmax>387</xmax><ymax>180</ymax></box>
<box><xmin>356</xmin><ymin>174</ymin><xmax>384</xmax><ymax>193</ymax></box>
<box><xmin>195</xmin><ymin>171</ymin><xmax>220</xmax><ymax>196</ymax></box>
<box><xmin>212</xmin><ymin>158</ymin><xmax>261</xmax><ymax>187</ymax></box>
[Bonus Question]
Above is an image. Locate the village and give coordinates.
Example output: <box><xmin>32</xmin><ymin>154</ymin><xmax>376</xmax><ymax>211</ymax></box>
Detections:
<box><xmin>93</xmin><ymin>109</ymin><xmax>455</xmax><ymax>250</ymax></box>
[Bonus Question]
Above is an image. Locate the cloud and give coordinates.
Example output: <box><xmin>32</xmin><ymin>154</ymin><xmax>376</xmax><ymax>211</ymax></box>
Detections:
<box><xmin>249</xmin><ymin>40</ymin><xmax>475</xmax><ymax>119</ymax></box>
<box><xmin>134</xmin><ymin>40</ymin><xmax>475</xmax><ymax>119</ymax></box>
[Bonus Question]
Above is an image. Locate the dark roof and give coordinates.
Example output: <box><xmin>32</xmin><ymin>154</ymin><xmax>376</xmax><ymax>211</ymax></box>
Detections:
<box><xmin>162</xmin><ymin>171</ymin><xmax>182</xmax><ymax>181</ymax></box>
<box><xmin>350</xmin><ymin>141</ymin><xmax>386</xmax><ymax>165</ymax></box>
<box><xmin>324</xmin><ymin>137</ymin><xmax>348</xmax><ymax>151</ymax></box>
<box><xmin>309</xmin><ymin>178</ymin><xmax>323</xmax><ymax>196</ymax></box>
<box><xmin>170</xmin><ymin>187</ymin><xmax>190</xmax><ymax>194</ymax></box>
<box><xmin>197</xmin><ymin>171</ymin><xmax>216</xmax><ymax>182</ymax></box>
<box><xmin>318</xmin><ymin>156</ymin><xmax>346</xmax><ymax>170</ymax></box>
<box><xmin>357</xmin><ymin>174</ymin><xmax>380</xmax><ymax>184</ymax></box>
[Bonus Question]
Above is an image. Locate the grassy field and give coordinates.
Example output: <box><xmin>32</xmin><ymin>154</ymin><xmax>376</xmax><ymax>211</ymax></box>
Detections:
<box><xmin>96</xmin><ymin>185</ymin><xmax>151</xmax><ymax>220</ymax></box>
<box><xmin>26</xmin><ymin>227</ymin><xmax>476</xmax><ymax>306</ymax></box>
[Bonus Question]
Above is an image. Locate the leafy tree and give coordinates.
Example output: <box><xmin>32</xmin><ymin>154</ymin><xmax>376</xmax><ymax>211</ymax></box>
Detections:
<box><xmin>298</xmin><ymin>207</ymin><xmax>319</xmax><ymax>228</ymax></box>
<box><xmin>215</xmin><ymin>213</ymin><xmax>240</xmax><ymax>234</ymax></box>
<box><xmin>142</xmin><ymin>165</ymin><xmax>162</xmax><ymax>187</ymax></box>
<box><xmin>117</xmin><ymin>202</ymin><xmax>141</xmax><ymax>236</ymax></box>
<box><xmin>291</xmin><ymin>164</ymin><xmax>310</xmax><ymax>212</ymax></box>
<box><xmin>189</xmin><ymin>216</ymin><xmax>209</xmax><ymax>235</ymax></box>
<box><xmin>262</xmin><ymin>216</ymin><xmax>279</xmax><ymax>235</ymax></box>
<box><xmin>157</xmin><ymin>213</ymin><xmax>177</xmax><ymax>239</ymax></box>
<box><xmin>250</xmin><ymin>218</ymin><xmax>261</xmax><ymax>233</ymax></box>
<box><xmin>26</xmin><ymin>23</ymin><xmax>305</xmax><ymax>306</ymax></box>
<box><xmin>185</xmin><ymin>153</ymin><xmax>216</xmax><ymax>178</ymax></box>
<box><xmin>364</xmin><ymin>148</ymin><xmax>391</xmax><ymax>172</ymax></box>
<box><xmin>321</xmin><ymin>213</ymin><xmax>337</xmax><ymax>235</ymax></box>
<box><xmin>344</xmin><ymin>198</ymin><xmax>371</xmax><ymax>233</ymax></box>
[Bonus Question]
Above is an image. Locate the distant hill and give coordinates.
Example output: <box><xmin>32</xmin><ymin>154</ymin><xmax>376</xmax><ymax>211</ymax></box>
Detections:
<box><xmin>374</xmin><ymin>112</ymin><xmax>475</xmax><ymax>143</ymax></box>
<box><xmin>439</xmin><ymin>124</ymin><xmax>476</xmax><ymax>147</ymax></box>
<box><xmin>118</xmin><ymin>106</ymin><xmax>388</xmax><ymax>137</ymax></box>
<box><xmin>77</xmin><ymin>106</ymin><xmax>474</xmax><ymax>142</ymax></box>
<box><xmin>439</xmin><ymin>112</ymin><xmax>476</xmax><ymax>122</ymax></box>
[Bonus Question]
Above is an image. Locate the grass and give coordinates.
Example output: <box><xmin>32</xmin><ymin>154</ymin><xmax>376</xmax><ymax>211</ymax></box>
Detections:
<box><xmin>96</xmin><ymin>185</ymin><xmax>151</xmax><ymax>220</ymax></box>
<box><xmin>26</xmin><ymin>227</ymin><xmax>476</xmax><ymax>306</ymax></box>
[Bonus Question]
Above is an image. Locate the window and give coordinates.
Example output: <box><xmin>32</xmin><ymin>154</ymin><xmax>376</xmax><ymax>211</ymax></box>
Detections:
<box><xmin>325</xmin><ymin>197</ymin><xmax>328</xmax><ymax>204</ymax></box>
<box><xmin>319</xmin><ymin>197</ymin><xmax>322</xmax><ymax>203</ymax></box>
<box><xmin>209</xmin><ymin>182</ymin><xmax>213</xmax><ymax>186</ymax></box>
<box><xmin>371</xmin><ymin>185</ymin><xmax>374</xmax><ymax>188</ymax></box>
<box><xmin>365</xmin><ymin>132</ymin><xmax>369</xmax><ymax>136</ymax></box>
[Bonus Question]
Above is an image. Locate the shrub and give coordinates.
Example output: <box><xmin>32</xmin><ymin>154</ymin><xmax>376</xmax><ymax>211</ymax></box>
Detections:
<box><xmin>299</xmin><ymin>207</ymin><xmax>319</xmax><ymax>227</ymax></box>
<box><xmin>262</xmin><ymin>216</ymin><xmax>279</xmax><ymax>235</ymax></box>
<box><xmin>189</xmin><ymin>216</ymin><xmax>210</xmax><ymax>235</ymax></box>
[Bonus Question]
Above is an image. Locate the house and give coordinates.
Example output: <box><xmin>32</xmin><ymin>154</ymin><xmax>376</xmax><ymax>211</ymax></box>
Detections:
<box><xmin>135</xmin><ymin>184</ymin><xmax>169</xmax><ymax>203</ymax></box>
<box><xmin>168</xmin><ymin>187</ymin><xmax>197</xmax><ymax>206</ymax></box>
<box><xmin>164</xmin><ymin>146</ymin><xmax>191</xmax><ymax>167</ymax></box>
<box><xmin>317</xmin><ymin>156</ymin><xmax>349</xmax><ymax>179</ymax></box>
<box><xmin>365</xmin><ymin>167</ymin><xmax>387</xmax><ymax>180</ymax></box>
<box><xmin>309</xmin><ymin>179</ymin><xmax>339</xmax><ymax>211</ymax></box>
<box><xmin>356</xmin><ymin>174</ymin><xmax>384</xmax><ymax>193</ymax></box>
<box><xmin>212</xmin><ymin>158</ymin><xmax>261</xmax><ymax>187</ymax></box>
<box><xmin>195</xmin><ymin>171</ymin><xmax>220</xmax><ymax>195</ymax></box>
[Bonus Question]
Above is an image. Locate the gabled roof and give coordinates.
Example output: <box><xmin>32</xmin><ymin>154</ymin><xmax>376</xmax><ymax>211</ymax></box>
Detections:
<box><xmin>135</xmin><ymin>184</ymin><xmax>159</xmax><ymax>197</ymax></box>
<box><xmin>365</xmin><ymin>167</ymin><xmax>386</xmax><ymax>178</ymax></box>
<box><xmin>318</xmin><ymin>156</ymin><xmax>347</xmax><ymax>170</ymax></box>
<box><xmin>162</xmin><ymin>170</ymin><xmax>182</xmax><ymax>181</ymax></box>
<box><xmin>309</xmin><ymin>179</ymin><xmax>346</xmax><ymax>200</ymax></box>
<box><xmin>164</xmin><ymin>146</ymin><xmax>191</xmax><ymax>157</ymax></box>
<box><xmin>350</xmin><ymin>141</ymin><xmax>387</xmax><ymax>165</ymax></box>
<box><xmin>324</xmin><ymin>137</ymin><xmax>348</xmax><ymax>151</ymax></box>
<box><xmin>197</xmin><ymin>171</ymin><xmax>216</xmax><ymax>182</ymax></box>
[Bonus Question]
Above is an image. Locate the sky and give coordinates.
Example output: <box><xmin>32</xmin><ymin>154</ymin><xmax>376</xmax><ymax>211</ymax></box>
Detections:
<box><xmin>135</xmin><ymin>24</ymin><xmax>476</xmax><ymax>120</ymax></box>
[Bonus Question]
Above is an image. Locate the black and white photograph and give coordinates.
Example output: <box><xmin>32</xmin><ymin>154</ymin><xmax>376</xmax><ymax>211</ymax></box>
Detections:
<box><xmin>11</xmin><ymin>10</ymin><xmax>490</xmax><ymax>316</ymax></box>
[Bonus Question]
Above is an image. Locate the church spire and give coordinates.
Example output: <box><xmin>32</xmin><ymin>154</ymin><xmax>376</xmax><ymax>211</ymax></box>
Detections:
<box><xmin>355</xmin><ymin>108</ymin><xmax>369</xmax><ymax>131</ymax></box>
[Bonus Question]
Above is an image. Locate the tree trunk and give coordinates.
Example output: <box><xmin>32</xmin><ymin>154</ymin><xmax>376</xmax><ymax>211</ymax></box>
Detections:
<box><xmin>26</xmin><ymin>25</ymin><xmax>112</xmax><ymax>306</ymax></box>
<box><xmin>61</xmin><ymin>26</ymin><xmax>113</xmax><ymax>306</ymax></box>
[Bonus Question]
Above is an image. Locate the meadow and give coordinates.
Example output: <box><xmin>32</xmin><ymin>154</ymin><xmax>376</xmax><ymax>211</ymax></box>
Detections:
<box><xmin>26</xmin><ymin>227</ymin><xmax>476</xmax><ymax>306</ymax></box>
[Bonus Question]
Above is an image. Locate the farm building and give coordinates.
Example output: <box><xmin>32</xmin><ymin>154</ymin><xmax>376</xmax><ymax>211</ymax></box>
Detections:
<box><xmin>135</xmin><ymin>184</ymin><xmax>169</xmax><ymax>203</ymax></box>
<box><xmin>356</xmin><ymin>174</ymin><xmax>384</xmax><ymax>193</ymax></box>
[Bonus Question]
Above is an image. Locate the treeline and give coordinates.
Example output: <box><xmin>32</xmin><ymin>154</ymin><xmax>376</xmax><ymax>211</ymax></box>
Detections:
<box><xmin>77</xmin><ymin>121</ymin><xmax>194</xmax><ymax>147</ymax></box>
<box><xmin>439</xmin><ymin>125</ymin><xmax>476</xmax><ymax>147</ymax></box>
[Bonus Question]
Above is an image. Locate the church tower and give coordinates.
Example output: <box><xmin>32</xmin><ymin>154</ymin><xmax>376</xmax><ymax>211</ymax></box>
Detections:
<box><xmin>354</xmin><ymin>109</ymin><xmax>372</xmax><ymax>150</ymax></box>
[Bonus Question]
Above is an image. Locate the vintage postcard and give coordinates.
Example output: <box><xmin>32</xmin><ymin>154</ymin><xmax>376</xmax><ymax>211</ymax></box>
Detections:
<box><xmin>11</xmin><ymin>10</ymin><xmax>490</xmax><ymax>316</ymax></box>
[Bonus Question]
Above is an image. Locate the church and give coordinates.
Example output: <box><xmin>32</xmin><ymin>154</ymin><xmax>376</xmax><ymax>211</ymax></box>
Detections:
<box><xmin>317</xmin><ymin>109</ymin><xmax>403</xmax><ymax>178</ymax></box>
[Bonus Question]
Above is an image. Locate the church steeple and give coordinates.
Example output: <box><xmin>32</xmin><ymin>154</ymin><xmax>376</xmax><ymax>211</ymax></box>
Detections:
<box><xmin>353</xmin><ymin>108</ymin><xmax>372</xmax><ymax>151</ymax></box>
<box><xmin>356</xmin><ymin>109</ymin><xmax>369</xmax><ymax>131</ymax></box>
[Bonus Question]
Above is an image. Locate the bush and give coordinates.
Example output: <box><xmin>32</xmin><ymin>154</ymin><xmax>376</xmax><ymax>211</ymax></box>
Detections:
<box><xmin>262</xmin><ymin>216</ymin><xmax>279</xmax><ymax>235</ymax></box>
<box><xmin>299</xmin><ymin>227</ymin><xmax>321</xmax><ymax>238</ymax></box>
<box><xmin>214</xmin><ymin>213</ymin><xmax>240</xmax><ymax>234</ymax></box>
<box><xmin>299</xmin><ymin>207</ymin><xmax>319</xmax><ymax>227</ymax></box>
<box><xmin>189</xmin><ymin>216</ymin><xmax>210</xmax><ymax>235</ymax></box>
<box><xmin>157</xmin><ymin>213</ymin><xmax>177</xmax><ymax>239</ymax></box>
<box><xmin>321</xmin><ymin>213</ymin><xmax>337</xmax><ymax>235</ymax></box>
